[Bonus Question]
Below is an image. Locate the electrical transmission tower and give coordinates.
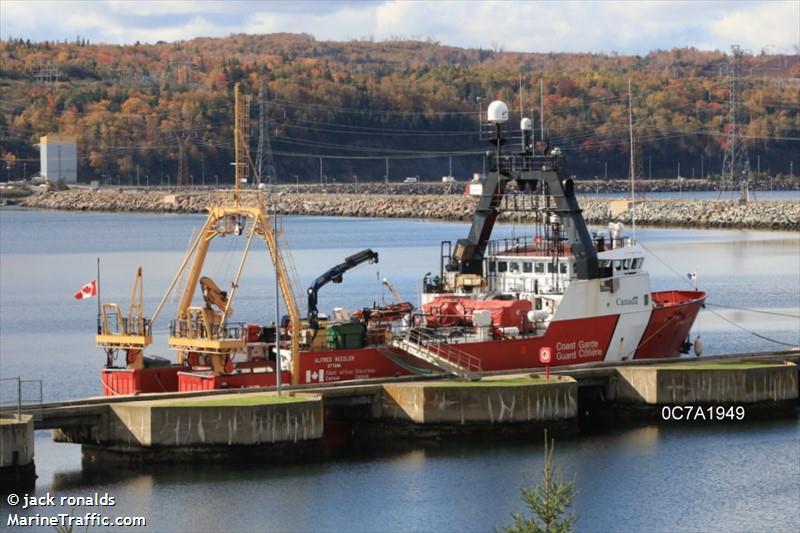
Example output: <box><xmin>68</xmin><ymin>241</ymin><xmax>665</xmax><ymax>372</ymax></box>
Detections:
<box><xmin>34</xmin><ymin>62</ymin><xmax>59</xmax><ymax>85</ymax></box>
<box><xmin>174</xmin><ymin>130</ymin><xmax>193</xmax><ymax>188</ymax></box>
<box><xmin>720</xmin><ymin>45</ymin><xmax>750</xmax><ymax>201</ymax></box>
<box><xmin>255</xmin><ymin>80</ymin><xmax>277</xmax><ymax>185</ymax></box>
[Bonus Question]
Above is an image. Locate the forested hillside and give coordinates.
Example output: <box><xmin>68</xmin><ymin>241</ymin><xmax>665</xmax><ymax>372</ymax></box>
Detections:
<box><xmin>1</xmin><ymin>33</ymin><xmax>798</xmax><ymax>184</ymax></box>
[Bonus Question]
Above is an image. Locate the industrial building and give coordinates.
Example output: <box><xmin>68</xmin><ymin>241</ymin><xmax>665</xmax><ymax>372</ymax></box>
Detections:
<box><xmin>40</xmin><ymin>135</ymin><xmax>77</xmax><ymax>183</ymax></box>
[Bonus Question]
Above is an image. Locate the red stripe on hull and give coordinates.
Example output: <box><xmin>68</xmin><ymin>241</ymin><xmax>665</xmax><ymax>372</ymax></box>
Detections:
<box><xmin>177</xmin><ymin>371</ymin><xmax>292</xmax><ymax>391</ymax></box>
<box><xmin>297</xmin><ymin>347</ymin><xmax>420</xmax><ymax>384</ymax></box>
<box><xmin>634</xmin><ymin>291</ymin><xmax>705</xmax><ymax>359</ymax></box>
<box><xmin>452</xmin><ymin>314</ymin><xmax>620</xmax><ymax>371</ymax></box>
<box><xmin>101</xmin><ymin>367</ymin><xmax>181</xmax><ymax>396</ymax></box>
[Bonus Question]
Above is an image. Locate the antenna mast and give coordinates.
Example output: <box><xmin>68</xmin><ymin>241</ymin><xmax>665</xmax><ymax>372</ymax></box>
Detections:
<box><xmin>233</xmin><ymin>83</ymin><xmax>251</xmax><ymax>204</ymax></box>
<box><xmin>628</xmin><ymin>78</ymin><xmax>636</xmax><ymax>240</ymax></box>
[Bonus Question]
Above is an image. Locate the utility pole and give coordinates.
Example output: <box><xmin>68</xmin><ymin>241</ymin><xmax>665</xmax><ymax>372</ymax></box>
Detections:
<box><xmin>255</xmin><ymin>79</ymin><xmax>277</xmax><ymax>184</ymax></box>
<box><xmin>385</xmin><ymin>157</ymin><xmax>388</xmax><ymax>184</ymax></box>
<box><xmin>319</xmin><ymin>157</ymin><xmax>323</xmax><ymax>184</ymax></box>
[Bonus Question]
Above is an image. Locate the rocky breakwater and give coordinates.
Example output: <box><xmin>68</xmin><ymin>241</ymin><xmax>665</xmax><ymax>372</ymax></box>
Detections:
<box><xmin>21</xmin><ymin>190</ymin><xmax>800</xmax><ymax>230</ymax></box>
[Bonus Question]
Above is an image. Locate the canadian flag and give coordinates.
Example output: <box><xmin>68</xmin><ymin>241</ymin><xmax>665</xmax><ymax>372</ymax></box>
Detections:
<box><xmin>74</xmin><ymin>280</ymin><xmax>97</xmax><ymax>300</ymax></box>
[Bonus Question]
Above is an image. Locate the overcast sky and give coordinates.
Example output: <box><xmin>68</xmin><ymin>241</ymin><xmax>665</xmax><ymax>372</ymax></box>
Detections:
<box><xmin>1</xmin><ymin>0</ymin><xmax>798</xmax><ymax>55</ymax></box>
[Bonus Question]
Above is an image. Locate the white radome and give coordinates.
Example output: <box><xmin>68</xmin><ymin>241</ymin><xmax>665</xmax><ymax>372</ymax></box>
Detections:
<box><xmin>520</xmin><ymin>117</ymin><xmax>532</xmax><ymax>131</ymax></box>
<box><xmin>487</xmin><ymin>100</ymin><xmax>509</xmax><ymax>123</ymax></box>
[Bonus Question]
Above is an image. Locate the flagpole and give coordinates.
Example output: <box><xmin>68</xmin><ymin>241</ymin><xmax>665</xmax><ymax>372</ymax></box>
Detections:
<box><xmin>96</xmin><ymin>257</ymin><xmax>101</xmax><ymax>334</ymax></box>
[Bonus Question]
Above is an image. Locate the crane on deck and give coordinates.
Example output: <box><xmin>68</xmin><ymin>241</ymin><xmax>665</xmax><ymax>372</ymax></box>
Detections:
<box><xmin>306</xmin><ymin>249</ymin><xmax>379</xmax><ymax>329</ymax></box>
<box><xmin>96</xmin><ymin>266</ymin><xmax>152</xmax><ymax>369</ymax></box>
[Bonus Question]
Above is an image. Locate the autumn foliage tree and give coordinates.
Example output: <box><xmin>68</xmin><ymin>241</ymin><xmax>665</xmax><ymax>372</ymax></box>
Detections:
<box><xmin>0</xmin><ymin>34</ymin><xmax>797</xmax><ymax>183</ymax></box>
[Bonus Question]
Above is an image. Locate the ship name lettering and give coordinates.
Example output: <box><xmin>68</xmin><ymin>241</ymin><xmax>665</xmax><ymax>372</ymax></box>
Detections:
<box><xmin>615</xmin><ymin>296</ymin><xmax>639</xmax><ymax>306</ymax></box>
<box><xmin>334</xmin><ymin>355</ymin><xmax>355</xmax><ymax>362</ymax></box>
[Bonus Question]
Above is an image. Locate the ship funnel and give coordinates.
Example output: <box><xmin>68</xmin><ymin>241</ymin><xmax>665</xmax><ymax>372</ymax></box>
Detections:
<box><xmin>487</xmin><ymin>100</ymin><xmax>509</xmax><ymax>123</ymax></box>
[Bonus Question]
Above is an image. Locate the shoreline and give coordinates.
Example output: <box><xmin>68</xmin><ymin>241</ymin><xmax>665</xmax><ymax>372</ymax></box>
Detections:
<box><xmin>17</xmin><ymin>189</ymin><xmax>800</xmax><ymax>231</ymax></box>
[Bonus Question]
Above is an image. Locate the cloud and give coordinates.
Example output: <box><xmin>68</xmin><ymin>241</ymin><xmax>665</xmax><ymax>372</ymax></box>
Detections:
<box><xmin>1</xmin><ymin>0</ymin><xmax>797</xmax><ymax>54</ymax></box>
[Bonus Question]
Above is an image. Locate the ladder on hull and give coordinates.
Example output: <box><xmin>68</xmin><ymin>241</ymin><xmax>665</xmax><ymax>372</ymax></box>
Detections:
<box><xmin>390</xmin><ymin>329</ymin><xmax>482</xmax><ymax>380</ymax></box>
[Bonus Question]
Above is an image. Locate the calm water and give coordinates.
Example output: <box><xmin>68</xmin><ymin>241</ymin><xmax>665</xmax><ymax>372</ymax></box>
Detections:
<box><xmin>1</xmin><ymin>208</ymin><xmax>799</xmax><ymax>532</ymax></box>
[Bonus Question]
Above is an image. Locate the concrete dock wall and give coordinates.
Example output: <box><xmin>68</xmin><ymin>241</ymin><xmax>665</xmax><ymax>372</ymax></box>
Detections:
<box><xmin>54</xmin><ymin>394</ymin><xmax>323</xmax><ymax>449</ymax></box>
<box><xmin>0</xmin><ymin>415</ymin><xmax>34</xmax><ymax>467</ymax></box>
<box><xmin>381</xmin><ymin>377</ymin><xmax>577</xmax><ymax>424</ymax></box>
<box><xmin>108</xmin><ymin>396</ymin><xmax>323</xmax><ymax>447</ymax></box>
<box><xmin>0</xmin><ymin>415</ymin><xmax>36</xmax><ymax>489</ymax></box>
<box><xmin>613</xmin><ymin>364</ymin><xmax>798</xmax><ymax>404</ymax></box>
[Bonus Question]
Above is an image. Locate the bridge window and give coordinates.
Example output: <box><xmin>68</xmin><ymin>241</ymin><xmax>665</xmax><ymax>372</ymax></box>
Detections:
<box><xmin>498</xmin><ymin>261</ymin><xmax>508</xmax><ymax>273</ymax></box>
<box><xmin>559</xmin><ymin>263</ymin><xmax>567</xmax><ymax>274</ymax></box>
<box><xmin>488</xmin><ymin>261</ymin><xmax>496</xmax><ymax>273</ymax></box>
<box><xmin>535</xmin><ymin>297</ymin><xmax>542</xmax><ymax>310</ymax></box>
<box><xmin>622</xmin><ymin>259</ymin><xmax>631</xmax><ymax>270</ymax></box>
<box><xmin>633</xmin><ymin>258</ymin><xmax>644</xmax><ymax>269</ymax></box>
<box><xmin>523</xmin><ymin>262</ymin><xmax>533</xmax><ymax>273</ymax></box>
<box><xmin>644</xmin><ymin>294</ymin><xmax>650</xmax><ymax>306</ymax></box>
<box><xmin>548</xmin><ymin>262</ymin><xmax>556</xmax><ymax>273</ymax></box>
<box><xmin>535</xmin><ymin>262</ymin><xmax>545</xmax><ymax>273</ymax></box>
<box><xmin>509</xmin><ymin>262</ymin><xmax>520</xmax><ymax>273</ymax></box>
<box><xmin>614</xmin><ymin>260</ymin><xmax>622</xmax><ymax>271</ymax></box>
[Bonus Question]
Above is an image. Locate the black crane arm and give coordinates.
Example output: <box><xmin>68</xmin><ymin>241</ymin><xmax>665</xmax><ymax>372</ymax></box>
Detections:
<box><xmin>307</xmin><ymin>248</ymin><xmax>379</xmax><ymax>328</ymax></box>
<box><xmin>452</xmin><ymin>156</ymin><xmax>599</xmax><ymax>280</ymax></box>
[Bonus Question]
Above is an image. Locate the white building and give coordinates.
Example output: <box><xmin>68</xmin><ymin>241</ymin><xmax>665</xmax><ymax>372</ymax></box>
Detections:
<box><xmin>40</xmin><ymin>135</ymin><xmax>77</xmax><ymax>183</ymax></box>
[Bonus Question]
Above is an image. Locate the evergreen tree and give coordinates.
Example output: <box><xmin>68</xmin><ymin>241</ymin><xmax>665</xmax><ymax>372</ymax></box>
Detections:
<box><xmin>502</xmin><ymin>431</ymin><xmax>577</xmax><ymax>533</ymax></box>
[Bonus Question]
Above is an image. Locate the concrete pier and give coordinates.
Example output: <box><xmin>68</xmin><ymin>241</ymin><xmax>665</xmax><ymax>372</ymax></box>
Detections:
<box><xmin>579</xmin><ymin>362</ymin><xmax>800</xmax><ymax>424</ymax></box>
<box><xmin>55</xmin><ymin>394</ymin><xmax>324</xmax><ymax>463</ymax></box>
<box><xmin>0</xmin><ymin>414</ymin><xmax>36</xmax><ymax>490</ymax></box>
<box><xmin>612</xmin><ymin>362</ymin><xmax>798</xmax><ymax>405</ymax></box>
<box><xmin>381</xmin><ymin>376</ymin><xmax>577</xmax><ymax>424</ymax></box>
<box><xmin>350</xmin><ymin>376</ymin><xmax>581</xmax><ymax>441</ymax></box>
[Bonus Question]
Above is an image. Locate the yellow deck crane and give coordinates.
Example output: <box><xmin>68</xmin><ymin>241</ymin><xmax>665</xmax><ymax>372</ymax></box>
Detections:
<box><xmin>96</xmin><ymin>266</ymin><xmax>152</xmax><ymax>369</ymax></box>
<box><xmin>140</xmin><ymin>83</ymin><xmax>304</xmax><ymax>382</ymax></box>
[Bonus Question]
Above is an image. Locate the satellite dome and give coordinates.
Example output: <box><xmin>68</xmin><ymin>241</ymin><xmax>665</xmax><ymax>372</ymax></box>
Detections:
<box><xmin>487</xmin><ymin>100</ymin><xmax>509</xmax><ymax>123</ymax></box>
<box><xmin>520</xmin><ymin>117</ymin><xmax>532</xmax><ymax>131</ymax></box>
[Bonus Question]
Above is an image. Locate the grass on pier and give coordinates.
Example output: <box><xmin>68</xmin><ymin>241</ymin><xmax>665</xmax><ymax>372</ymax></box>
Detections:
<box><xmin>431</xmin><ymin>376</ymin><xmax>562</xmax><ymax>387</ymax></box>
<box><xmin>162</xmin><ymin>394</ymin><xmax>308</xmax><ymax>407</ymax></box>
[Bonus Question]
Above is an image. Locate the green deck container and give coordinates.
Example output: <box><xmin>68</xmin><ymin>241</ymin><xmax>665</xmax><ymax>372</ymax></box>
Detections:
<box><xmin>326</xmin><ymin>322</ymin><xmax>365</xmax><ymax>349</ymax></box>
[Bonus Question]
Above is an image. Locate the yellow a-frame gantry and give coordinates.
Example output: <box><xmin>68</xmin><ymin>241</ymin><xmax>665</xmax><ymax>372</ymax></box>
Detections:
<box><xmin>147</xmin><ymin>83</ymin><xmax>303</xmax><ymax>382</ymax></box>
